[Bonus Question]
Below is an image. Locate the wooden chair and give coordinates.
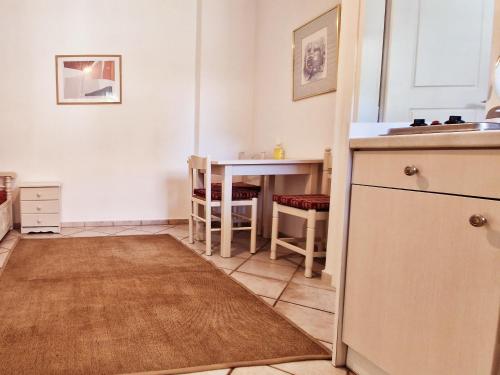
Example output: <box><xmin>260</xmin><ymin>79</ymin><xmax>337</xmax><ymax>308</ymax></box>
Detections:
<box><xmin>188</xmin><ymin>155</ymin><xmax>259</xmax><ymax>256</ymax></box>
<box><xmin>270</xmin><ymin>148</ymin><xmax>332</xmax><ymax>278</ymax></box>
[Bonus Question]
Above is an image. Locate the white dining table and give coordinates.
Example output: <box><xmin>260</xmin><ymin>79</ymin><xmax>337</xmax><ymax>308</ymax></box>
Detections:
<box><xmin>210</xmin><ymin>158</ymin><xmax>324</xmax><ymax>258</ymax></box>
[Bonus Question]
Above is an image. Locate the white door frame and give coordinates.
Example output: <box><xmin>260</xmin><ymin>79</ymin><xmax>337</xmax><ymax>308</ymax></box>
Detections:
<box><xmin>325</xmin><ymin>0</ymin><xmax>363</xmax><ymax>366</ymax></box>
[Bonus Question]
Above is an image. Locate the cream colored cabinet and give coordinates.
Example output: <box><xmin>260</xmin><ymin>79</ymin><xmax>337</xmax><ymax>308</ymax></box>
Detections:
<box><xmin>343</xmin><ymin>152</ymin><xmax>500</xmax><ymax>375</ymax></box>
<box><xmin>20</xmin><ymin>182</ymin><xmax>61</xmax><ymax>234</ymax></box>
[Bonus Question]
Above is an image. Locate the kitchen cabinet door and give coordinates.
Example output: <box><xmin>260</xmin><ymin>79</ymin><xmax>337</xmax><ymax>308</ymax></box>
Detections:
<box><xmin>343</xmin><ymin>185</ymin><xmax>500</xmax><ymax>375</ymax></box>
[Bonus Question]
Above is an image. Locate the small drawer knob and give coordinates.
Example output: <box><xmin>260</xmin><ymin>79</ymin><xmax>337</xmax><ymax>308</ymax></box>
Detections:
<box><xmin>36</xmin><ymin>193</ymin><xmax>41</xmax><ymax>198</ymax></box>
<box><xmin>36</xmin><ymin>219</ymin><xmax>42</xmax><ymax>224</ymax></box>
<box><xmin>404</xmin><ymin>165</ymin><xmax>418</xmax><ymax>176</ymax></box>
<box><xmin>36</xmin><ymin>206</ymin><xmax>41</xmax><ymax>211</ymax></box>
<box><xmin>469</xmin><ymin>215</ymin><xmax>487</xmax><ymax>227</ymax></box>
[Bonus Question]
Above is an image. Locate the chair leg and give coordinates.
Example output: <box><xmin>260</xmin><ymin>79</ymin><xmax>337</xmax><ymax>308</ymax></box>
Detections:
<box><xmin>231</xmin><ymin>210</ymin><xmax>234</xmax><ymax>241</ymax></box>
<box><xmin>305</xmin><ymin>209</ymin><xmax>317</xmax><ymax>278</ymax></box>
<box><xmin>194</xmin><ymin>202</ymin><xmax>200</xmax><ymax>241</ymax></box>
<box><xmin>205</xmin><ymin>205</ymin><xmax>212</xmax><ymax>256</ymax></box>
<box><xmin>188</xmin><ymin>201</ymin><xmax>194</xmax><ymax>244</ymax></box>
<box><xmin>257</xmin><ymin>176</ymin><xmax>265</xmax><ymax>236</ymax></box>
<box><xmin>270</xmin><ymin>202</ymin><xmax>279</xmax><ymax>260</ymax></box>
<box><xmin>250</xmin><ymin>198</ymin><xmax>257</xmax><ymax>254</ymax></box>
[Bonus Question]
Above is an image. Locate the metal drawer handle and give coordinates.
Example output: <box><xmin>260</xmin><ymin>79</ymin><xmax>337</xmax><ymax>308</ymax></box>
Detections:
<box><xmin>469</xmin><ymin>215</ymin><xmax>487</xmax><ymax>227</ymax></box>
<box><xmin>404</xmin><ymin>165</ymin><xmax>418</xmax><ymax>176</ymax></box>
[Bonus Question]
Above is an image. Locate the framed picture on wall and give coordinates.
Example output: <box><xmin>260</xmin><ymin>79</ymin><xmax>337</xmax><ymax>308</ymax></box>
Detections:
<box><xmin>55</xmin><ymin>55</ymin><xmax>122</xmax><ymax>104</ymax></box>
<box><xmin>293</xmin><ymin>6</ymin><xmax>340</xmax><ymax>101</ymax></box>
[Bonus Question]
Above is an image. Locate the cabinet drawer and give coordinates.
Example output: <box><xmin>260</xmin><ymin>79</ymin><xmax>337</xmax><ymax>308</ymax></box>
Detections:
<box><xmin>20</xmin><ymin>200</ymin><xmax>59</xmax><ymax>214</ymax></box>
<box><xmin>20</xmin><ymin>187</ymin><xmax>60</xmax><ymax>201</ymax></box>
<box><xmin>352</xmin><ymin>149</ymin><xmax>500</xmax><ymax>199</ymax></box>
<box><xmin>21</xmin><ymin>214</ymin><xmax>60</xmax><ymax>227</ymax></box>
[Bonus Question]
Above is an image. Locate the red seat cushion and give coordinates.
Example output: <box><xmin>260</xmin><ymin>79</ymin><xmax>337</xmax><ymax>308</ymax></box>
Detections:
<box><xmin>211</xmin><ymin>182</ymin><xmax>261</xmax><ymax>192</ymax></box>
<box><xmin>194</xmin><ymin>183</ymin><xmax>260</xmax><ymax>201</ymax></box>
<box><xmin>273</xmin><ymin>194</ymin><xmax>330</xmax><ymax>211</ymax></box>
<box><xmin>0</xmin><ymin>190</ymin><xmax>6</xmax><ymax>205</ymax></box>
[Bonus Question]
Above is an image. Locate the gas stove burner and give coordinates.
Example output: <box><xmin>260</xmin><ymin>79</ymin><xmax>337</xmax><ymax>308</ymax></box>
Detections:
<box><xmin>384</xmin><ymin>122</ymin><xmax>500</xmax><ymax>136</ymax></box>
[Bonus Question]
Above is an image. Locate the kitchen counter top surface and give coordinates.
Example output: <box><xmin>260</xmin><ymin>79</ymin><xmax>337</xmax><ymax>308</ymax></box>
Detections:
<box><xmin>350</xmin><ymin>130</ymin><xmax>500</xmax><ymax>149</ymax></box>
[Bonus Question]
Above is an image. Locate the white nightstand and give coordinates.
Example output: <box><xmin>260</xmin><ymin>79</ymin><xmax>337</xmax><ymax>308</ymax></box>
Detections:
<box><xmin>19</xmin><ymin>182</ymin><xmax>61</xmax><ymax>234</ymax></box>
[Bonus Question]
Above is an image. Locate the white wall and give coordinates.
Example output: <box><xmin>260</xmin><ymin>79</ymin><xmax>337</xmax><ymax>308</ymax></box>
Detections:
<box><xmin>0</xmin><ymin>0</ymin><xmax>197</xmax><ymax>223</ymax></box>
<box><xmin>0</xmin><ymin>0</ymin><xmax>259</xmax><ymax>224</ymax></box>
<box><xmin>252</xmin><ymin>0</ymin><xmax>338</xmax><ymax>236</ymax></box>
<box><xmin>253</xmin><ymin>0</ymin><xmax>338</xmax><ymax>158</ymax></box>
<box><xmin>0</xmin><ymin>0</ymin><xmax>339</xmax><ymax>225</ymax></box>
<box><xmin>198</xmin><ymin>0</ymin><xmax>256</xmax><ymax>159</ymax></box>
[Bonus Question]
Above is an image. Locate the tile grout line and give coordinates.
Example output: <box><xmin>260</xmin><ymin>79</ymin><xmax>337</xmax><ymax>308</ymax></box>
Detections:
<box><xmin>0</xmin><ymin>234</ymin><xmax>21</xmax><ymax>275</ymax></box>
<box><xmin>66</xmin><ymin>224</ymin><xmax>177</xmax><ymax>237</ymax></box>
<box><xmin>228</xmin><ymin>251</ymin><xmax>254</xmax><ymax>275</ymax></box>
<box><xmin>229</xmin><ymin>238</ymin><xmax>305</xmax><ymax>279</ymax></box>
<box><xmin>227</xmin><ymin>237</ymin><xmax>270</xmax><ymax>275</ymax></box>
<box><xmin>262</xmin><ymin>295</ymin><xmax>335</xmax><ymax>316</ymax></box>
<box><xmin>232</xmin><ymin>269</ymin><xmax>297</xmax><ymax>284</ymax></box>
<box><xmin>268</xmin><ymin>365</ymin><xmax>298</xmax><ymax>375</ymax></box>
<box><xmin>272</xmin><ymin>260</ymin><xmax>303</xmax><ymax>308</ymax></box>
<box><xmin>239</xmin><ymin>256</ymin><xmax>303</xmax><ymax>269</ymax></box>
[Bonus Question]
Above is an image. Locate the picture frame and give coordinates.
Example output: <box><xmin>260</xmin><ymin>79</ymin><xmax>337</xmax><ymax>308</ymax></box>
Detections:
<box><xmin>292</xmin><ymin>6</ymin><xmax>341</xmax><ymax>101</ymax></box>
<box><xmin>55</xmin><ymin>54</ymin><xmax>122</xmax><ymax>105</ymax></box>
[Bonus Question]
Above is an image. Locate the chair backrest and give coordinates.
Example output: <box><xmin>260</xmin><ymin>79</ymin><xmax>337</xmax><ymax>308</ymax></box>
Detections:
<box><xmin>189</xmin><ymin>155</ymin><xmax>209</xmax><ymax>171</ymax></box>
<box><xmin>321</xmin><ymin>148</ymin><xmax>333</xmax><ymax>195</ymax></box>
<box><xmin>188</xmin><ymin>155</ymin><xmax>212</xmax><ymax>203</ymax></box>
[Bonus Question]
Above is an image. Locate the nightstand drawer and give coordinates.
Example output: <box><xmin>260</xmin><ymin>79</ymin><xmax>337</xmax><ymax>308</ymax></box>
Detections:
<box><xmin>352</xmin><ymin>149</ymin><xmax>500</xmax><ymax>199</ymax></box>
<box><xmin>20</xmin><ymin>187</ymin><xmax>60</xmax><ymax>201</ymax></box>
<box><xmin>21</xmin><ymin>214</ymin><xmax>60</xmax><ymax>227</ymax></box>
<box><xmin>21</xmin><ymin>200</ymin><xmax>59</xmax><ymax>214</ymax></box>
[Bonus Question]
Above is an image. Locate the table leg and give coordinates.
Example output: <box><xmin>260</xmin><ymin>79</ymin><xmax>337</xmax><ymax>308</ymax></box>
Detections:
<box><xmin>220</xmin><ymin>166</ymin><xmax>233</xmax><ymax>258</ymax></box>
<box><xmin>262</xmin><ymin>175</ymin><xmax>276</xmax><ymax>238</ymax></box>
<box><xmin>305</xmin><ymin>164</ymin><xmax>320</xmax><ymax>194</ymax></box>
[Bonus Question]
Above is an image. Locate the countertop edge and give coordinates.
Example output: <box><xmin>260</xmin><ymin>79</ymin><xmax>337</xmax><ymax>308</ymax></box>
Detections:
<box><xmin>350</xmin><ymin>130</ymin><xmax>500</xmax><ymax>149</ymax></box>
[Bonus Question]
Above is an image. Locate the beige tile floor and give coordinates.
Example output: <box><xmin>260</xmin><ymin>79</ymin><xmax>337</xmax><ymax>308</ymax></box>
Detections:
<box><xmin>0</xmin><ymin>225</ymin><xmax>350</xmax><ymax>375</ymax></box>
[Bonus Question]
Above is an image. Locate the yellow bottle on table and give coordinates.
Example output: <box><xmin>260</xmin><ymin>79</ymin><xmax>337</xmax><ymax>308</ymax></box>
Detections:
<box><xmin>273</xmin><ymin>141</ymin><xmax>285</xmax><ymax>160</ymax></box>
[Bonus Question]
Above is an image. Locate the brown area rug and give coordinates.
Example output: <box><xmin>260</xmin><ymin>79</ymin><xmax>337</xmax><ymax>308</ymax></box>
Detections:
<box><xmin>0</xmin><ymin>235</ymin><xmax>330</xmax><ymax>374</ymax></box>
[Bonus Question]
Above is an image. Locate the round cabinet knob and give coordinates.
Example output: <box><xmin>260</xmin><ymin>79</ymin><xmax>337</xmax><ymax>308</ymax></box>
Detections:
<box><xmin>36</xmin><ymin>193</ymin><xmax>41</xmax><ymax>198</ymax></box>
<box><xmin>404</xmin><ymin>165</ymin><xmax>418</xmax><ymax>176</ymax></box>
<box><xmin>469</xmin><ymin>215</ymin><xmax>487</xmax><ymax>227</ymax></box>
<box><xmin>36</xmin><ymin>206</ymin><xmax>41</xmax><ymax>211</ymax></box>
<box><xmin>36</xmin><ymin>219</ymin><xmax>42</xmax><ymax>224</ymax></box>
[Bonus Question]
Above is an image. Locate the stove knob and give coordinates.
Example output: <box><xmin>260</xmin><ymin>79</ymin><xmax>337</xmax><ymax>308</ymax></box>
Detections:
<box><xmin>410</xmin><ymin>119</ymin><xmax>427</xmax><ymax>127</ymax></box>
<box><xmin>444</xmin><ymin>115</ymin><xmax>465</xmax><ymax>124</ymax></box>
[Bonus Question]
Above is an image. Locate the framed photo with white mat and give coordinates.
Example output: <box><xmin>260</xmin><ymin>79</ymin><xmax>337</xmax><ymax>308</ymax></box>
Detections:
<box><xmin>293</xmin><ymin>6</ymin><xmax>340</xmax><ymax>101</ymax></box>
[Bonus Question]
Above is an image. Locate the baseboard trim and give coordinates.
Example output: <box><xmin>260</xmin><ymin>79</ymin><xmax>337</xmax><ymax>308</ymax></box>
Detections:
<box><xmin>60</xmin><ymin>219</ymin><xmax>188</xmax><ymax>228</ymax></box>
